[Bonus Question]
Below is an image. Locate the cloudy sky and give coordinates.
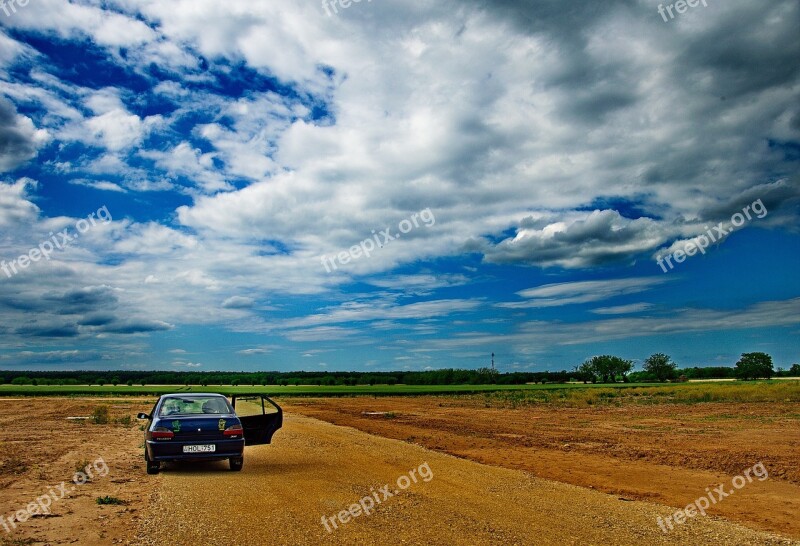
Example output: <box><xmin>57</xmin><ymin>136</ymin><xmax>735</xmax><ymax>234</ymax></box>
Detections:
<box><xmin>1</xmin><ymin>0</ymin><xmax>798</xmax><ymax>372</ymax></box>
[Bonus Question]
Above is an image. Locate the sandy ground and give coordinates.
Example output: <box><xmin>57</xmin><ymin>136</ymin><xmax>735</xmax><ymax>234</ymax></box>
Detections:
<box><xmin>1</xmin><ymin>397</ymin><xmax>798</xmax><ymax>545</ymax></box>
<box><xmin>134</xmin><ymin>414</ymin><xmax>795</xmax><ymax>546</ymax></box>
<box><xmin>0</xmin><ymin>397</ymin><xmax>153</xmax><ymax>545</ymax></box>
<box><xmin>284</xmin><ymin>396</ymin><xmax>800</xmax><ymax>539</ymax></box>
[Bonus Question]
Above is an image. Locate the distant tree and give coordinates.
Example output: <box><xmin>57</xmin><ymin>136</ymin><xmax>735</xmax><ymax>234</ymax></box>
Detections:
<box><xmin>582</xmin><ymin>355</ymin><xmax>633</xmax><ymax>383</ymax></box>
<box><xmin>575</xmin><ymin>361</ymin><xmax>597</xmax><ymax>383</ymax></box>
<box><xmin>643</xmin><ymin>353</ymin><xmax>678</xmax><ymax>382</ymax></box>
<box><xmin>111</xmin><ymin>377</ymin><xmax>120</xmax><ymax>386</ymax></box>
<box><xmin>126</xmin><ymin>380</ymin><xmax>133</xmax><ymax>386</ymax></box>
<box><xmin>476</xmin><ymin>367</ymin><xmax>499</xmax><ymax>384</ymax></box>
<box><xmin>790</xmin><ymin>364</ymin><xmax>800</xmax><ymax>376</ymax></box>
<box><xmin>735</xmin><ymin>352</ymin><xmax>774</xmax><ymax>380</ymax></box>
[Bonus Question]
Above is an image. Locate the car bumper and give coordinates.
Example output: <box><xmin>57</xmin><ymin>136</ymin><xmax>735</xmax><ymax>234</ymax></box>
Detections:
<box><xmin>146</xmin><ymin>438</ymin><xmax>245</xmax><ymax>462</ymax></box>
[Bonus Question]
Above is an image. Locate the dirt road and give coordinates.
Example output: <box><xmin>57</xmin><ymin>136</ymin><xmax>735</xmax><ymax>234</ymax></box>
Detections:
<box><xmin>135</xmin><ymin>414</ymin><xmax>795</xmax><ymax>545</ymax></box>
<box><xmin>284</xmin><ymin>396</ymin><xmax>800</xmax><ymax>539</ymax></box>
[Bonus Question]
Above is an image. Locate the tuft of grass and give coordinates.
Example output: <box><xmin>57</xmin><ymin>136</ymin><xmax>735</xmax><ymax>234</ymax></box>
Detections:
<box><xmin>117</xmin><ymin>415</ymin><xmax>132</xmax><ymax>426</ymax></box>
<box><xmin>92</xmin><ymin>405</ymin><xmax>110</xmax><ymax>424</ymax></box>
<box><xmin>1</xmin><ymin>538</ymin><xmax>37</xmax><ymax>546</ymax></box>
<box><xmin>0</xmin><ymin>453</ymin><xmax>28</xmax><ymax>476</ymax></box>
<box><xmin>74</xmin><ymin>459</ymin><xmax>90</xmax><ymax>475</ymax></box>
<box><xmin>96</xmin><ymin>496</ymin><xmax>125</xmax><ymax>505</ymax></box>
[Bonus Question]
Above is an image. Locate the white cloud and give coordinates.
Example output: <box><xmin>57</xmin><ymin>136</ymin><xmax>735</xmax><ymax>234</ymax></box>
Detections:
<box><xmin>68</xmin><ymin>179</ymin><xmax>127</xmax><ymax>193</ymax></box>
<box><xmin>0</xmin><ymin>98</ymin><xmax>49</xmax><ymax>172</ymax></box>
<box><xmin>591</xmin><ymin>303</ymin><xmax>654</xmax><ymax>315</ymax></box>
<box><xmin>222</xmin><ymin>296</ymin><xmax>255</xmax><ymax>309</ymax></box>
<box><xmin>427</xmin><ymin>298</ymin><xmax>800</xmax><ymax>352</ymax></box>
<box><xmin>0</xmin><ymin>0</ymin><xmax>798</xmax><ymax>368</ymax></box>
<box><xmin>499</xmin><ymin>278</ymin><xmax>669</xmax><ymax>309</ymax></box>
<box><xmin>0</xmin><ymin>178</ymin><xmax>40</xmax><ymax>227</ymax></box>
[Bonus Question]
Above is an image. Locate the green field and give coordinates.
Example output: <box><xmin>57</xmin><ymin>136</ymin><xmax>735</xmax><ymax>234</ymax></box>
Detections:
<box><xmin>0</xmin><ymin>382</ymin><xmax>665</xmax><ymax>397</ymax></box>
<box><xmin>0</xmin><ymin>380</ymin><xmax>797</xmax><ymax>402</ymax></box>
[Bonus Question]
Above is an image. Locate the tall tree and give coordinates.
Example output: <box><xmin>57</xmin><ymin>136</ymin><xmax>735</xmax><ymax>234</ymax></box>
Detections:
<box><xmin>735</xmin><ymin>352</ymin><xmax>774</xmax><ymax>380</ymax></box>
<box><xmin>643</xmin><ymin>353</ymin><xmax>677</xmax><ymax>382</ymax></box>
<box><xmin>583</xmin><ymin>355</ymin><xmax>633</xmax><ymax>383</ymax></box>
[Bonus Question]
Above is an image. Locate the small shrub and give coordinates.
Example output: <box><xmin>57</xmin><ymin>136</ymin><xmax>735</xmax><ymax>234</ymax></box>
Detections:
<box><xmin>96</xmin><ymin>496</ymin><xmax>125</xmax><ymax>505</ymax></box>
<box><xmin>117</xmin><ymin>415</ymin><xmax>132</xmax><ymax>426</ymax></box>
<box><xmin>92</xmin><ymin>405</ymin><xmax>110</xmax><ymax>424</ymax></box>
<box><xmin>75</xmin><ymin>459</ymin><xmax>90</xmax><ymax>474</ymax></box>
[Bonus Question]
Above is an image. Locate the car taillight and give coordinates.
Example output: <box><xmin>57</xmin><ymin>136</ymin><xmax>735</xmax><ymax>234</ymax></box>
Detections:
<box><xmin>224</xmin><ymin>424</ymin><xmax>243</xmax><ymax>437</ymax></box>
<box><xmin>152</xmin><ymin>427</ymin><xmax>174</xmax><ymax>440</ymax></box>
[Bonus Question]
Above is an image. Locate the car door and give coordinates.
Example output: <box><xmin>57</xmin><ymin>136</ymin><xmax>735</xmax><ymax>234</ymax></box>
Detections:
<box><xmin>231</xmin><ymin>395</ymin><xmax>283</xmax><ymax>446</ymax></box>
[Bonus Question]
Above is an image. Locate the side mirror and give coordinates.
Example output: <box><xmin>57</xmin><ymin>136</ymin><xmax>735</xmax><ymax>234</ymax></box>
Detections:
<box><xmin>137</xmin><ymin>413</ymin><xmax>151</xmax><ymax>420</ymax></box>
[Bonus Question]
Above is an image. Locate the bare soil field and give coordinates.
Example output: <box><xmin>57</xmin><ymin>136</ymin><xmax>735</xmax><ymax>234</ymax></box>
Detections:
<box><xmin>0</xmin><ymin>396</ymin><xmax>798</xmax><ymax>545</ymax></box>
<box><xmin>0</xmin><ymin>397</ymin><xmax>154</xmax><ymax>545</ymax></box>
<box><xmin>284</xmin><ymin>395</ymin><xmax>800</xmax><ymax>539</ymax></box>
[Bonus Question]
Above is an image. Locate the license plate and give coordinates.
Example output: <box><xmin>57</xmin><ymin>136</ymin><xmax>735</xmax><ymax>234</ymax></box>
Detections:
<box><xmin>183</xmin><ymin>444</ymin><xmax>216</xmax><ymax>453</ymax></box>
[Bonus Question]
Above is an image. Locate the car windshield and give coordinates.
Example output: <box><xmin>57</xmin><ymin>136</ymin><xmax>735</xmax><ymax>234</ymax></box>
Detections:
<box><xmin>159</xmin><ymin>396</ymin><xmax>232</xmax><ymax>416</ymax></box>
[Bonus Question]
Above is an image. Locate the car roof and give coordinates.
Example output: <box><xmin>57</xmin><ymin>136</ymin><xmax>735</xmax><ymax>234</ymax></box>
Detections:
<box><xmin>160</xmin><ymin>393</ymin><xmax>228</xmax><ymax>398</ymax></box>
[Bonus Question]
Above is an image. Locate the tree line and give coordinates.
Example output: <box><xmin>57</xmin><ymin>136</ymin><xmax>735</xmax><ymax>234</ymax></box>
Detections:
<box><xmin>577</xmin><ymin>352</ymin><xmax>794</xmax><ymax>383</ymax></box>
<box><xmin>1</xmin><ymin>353</ymin><xmax>796</xmax><ymax>386</ymax></box>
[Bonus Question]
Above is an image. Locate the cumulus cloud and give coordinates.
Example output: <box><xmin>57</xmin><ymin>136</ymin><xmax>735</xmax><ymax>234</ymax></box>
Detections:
<box><xmin>481</xmin><ymin>211</ymin><xmax>668</xmax><ymax>268</ymax></box>
<box><xmin>0</xmin><ymin>98</ymin><xmax>48</xmax><ymax>172</ymax></box>
<box><xmin>0</xmin><ymin>178</ymin><xmax>40</xmax><ymax>227</ymax></box>
<box><xmin>0</xmin><ymin>0</ymin><xmax>797</xmax><ymax>369</ymax></box>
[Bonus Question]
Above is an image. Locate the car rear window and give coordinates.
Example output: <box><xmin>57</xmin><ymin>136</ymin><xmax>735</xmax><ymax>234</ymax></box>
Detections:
<box><xmin>159</xmin><ymin>396</ymin><xmax>232</xmax><ymax>416</ymax></box>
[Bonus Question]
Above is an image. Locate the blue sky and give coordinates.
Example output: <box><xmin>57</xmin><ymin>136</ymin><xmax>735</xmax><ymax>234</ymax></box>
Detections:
<box><xmin>0</xmin><ymin>0</ymin><xmax>798</xmax><ymax>372</ymax></box>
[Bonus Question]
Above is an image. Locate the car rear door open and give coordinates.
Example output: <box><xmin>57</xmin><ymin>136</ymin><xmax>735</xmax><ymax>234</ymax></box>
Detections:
<box><xmin>231</xmin><ymin>395</ymin><xmax>283</xmax><ymax>446</ymax></box>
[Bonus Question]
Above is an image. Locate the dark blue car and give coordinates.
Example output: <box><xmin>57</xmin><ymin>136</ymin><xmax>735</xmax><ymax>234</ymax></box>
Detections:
<box><xmin>137</xmin><ymin>393</ymin><xmax>282</xmax><ymax>473</ymax></box>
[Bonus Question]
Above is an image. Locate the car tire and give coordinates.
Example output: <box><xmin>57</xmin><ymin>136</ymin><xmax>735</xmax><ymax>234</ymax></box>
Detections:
<box><xmin>229</xmin><ymin>457</ymin><xmax>243</xmax><ymax>471</ymax></box>
<box><xmin>145</xmin><ymin>449</ymin><xmax>160</xmax><ymax>475</ymax></box>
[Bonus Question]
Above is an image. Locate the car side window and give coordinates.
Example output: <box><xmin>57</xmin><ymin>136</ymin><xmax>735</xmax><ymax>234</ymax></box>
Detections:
<box><xmin>201</xmin><ymin>398</ymin><xmax>229</xmax><ymax>414</ymax></box>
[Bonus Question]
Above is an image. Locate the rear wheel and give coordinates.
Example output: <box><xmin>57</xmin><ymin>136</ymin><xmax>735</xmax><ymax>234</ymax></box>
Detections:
<box><xmin>145</xmin><ymin>449</ymin><xmax>160</xmax><ymax>475</ymax></box>
<box><xmin>229</xmin><ymin>456</ymin><xmax>243</xmax><ymax>471</ymax></box>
